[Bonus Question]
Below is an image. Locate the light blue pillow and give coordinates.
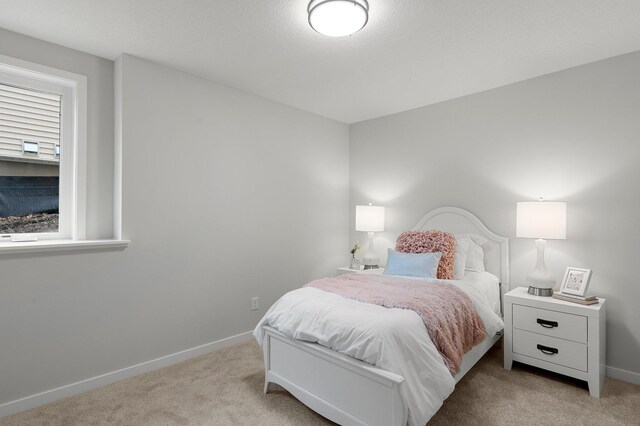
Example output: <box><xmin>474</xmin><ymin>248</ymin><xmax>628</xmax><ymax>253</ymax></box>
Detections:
<box><xmin>383</xmin><ymin>249</ymin><xmax>442</xmax><ymax>279</ymax></box>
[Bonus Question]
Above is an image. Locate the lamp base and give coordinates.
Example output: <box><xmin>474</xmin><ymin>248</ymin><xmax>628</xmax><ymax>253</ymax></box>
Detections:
<box><xmin>525</xmin><ymin>239</ymin><xmax>556</xmax><ymax>297</ymax></box>
<box><xmin>527</xmin><ymin>286</ymin><xmax>554</xmax><ymax>297</ymax></box>
<box><xmin>362</xmin><ymin>231</ymin><xmax>379</xmax><ymax>270</ymax></box>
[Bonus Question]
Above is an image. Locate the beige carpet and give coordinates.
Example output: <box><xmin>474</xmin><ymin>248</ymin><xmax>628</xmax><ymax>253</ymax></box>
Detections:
<box><xmin>2</xmin><ymin>340</ymin><xmax>639</xmax><ymax>425</ymax></box>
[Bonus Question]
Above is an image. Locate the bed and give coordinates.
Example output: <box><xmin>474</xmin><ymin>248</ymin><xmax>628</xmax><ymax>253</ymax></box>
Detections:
<box><xmin>254</xmin><ymin>207</ymin><xmax>510</xmax><ymax>426</ymax></box>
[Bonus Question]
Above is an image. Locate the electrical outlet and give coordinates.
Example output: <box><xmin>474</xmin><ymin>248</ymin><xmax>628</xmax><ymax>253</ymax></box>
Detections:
<box><xmin>251</xmin><ymin>297</ymin><xmax>259</xmax><ymax>311</ymax></box>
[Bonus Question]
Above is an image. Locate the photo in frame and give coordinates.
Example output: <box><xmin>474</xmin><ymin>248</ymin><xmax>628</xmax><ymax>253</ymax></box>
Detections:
<box><xmin>559</xmin><ymin>267</ymin><xmax>592</xmax><ymax>297</ymax></box>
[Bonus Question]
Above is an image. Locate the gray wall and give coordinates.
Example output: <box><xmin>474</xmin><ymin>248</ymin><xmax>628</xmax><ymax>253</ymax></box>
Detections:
<box><xmin>350</xmin><ymin>51</ymin><xmax>640</xmax><ymax>376</ymax></box>
<box><xmin>116</xmin><ymin>52</ymin><xmax>349</xmax><ymax>365</ymax></box>
<box><xmin>0</xmin><ymin>44</ymin><xmax>349</xmax><ymax>406</ymax></box>
<box><xmin>0</xmin><ymin>28</ymin><xmax>114</xmax><ymax>239</ymax></box>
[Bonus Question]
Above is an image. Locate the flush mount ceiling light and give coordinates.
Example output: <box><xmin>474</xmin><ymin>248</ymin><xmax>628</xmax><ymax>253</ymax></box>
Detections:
<box><xmin>308</xmin><ymin>0</ymin><xmax>369</xmax><ymax>37</ymax></box>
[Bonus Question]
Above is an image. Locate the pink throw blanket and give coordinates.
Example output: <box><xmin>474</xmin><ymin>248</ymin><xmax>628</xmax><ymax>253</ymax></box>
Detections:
<box><xmin>306</xmin><ymin>274</ymin><xmax>486</xmax><ymax>374</ymax></box>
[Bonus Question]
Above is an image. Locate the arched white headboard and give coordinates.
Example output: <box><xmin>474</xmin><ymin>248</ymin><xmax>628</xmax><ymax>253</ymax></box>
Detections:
<box><xmin>412</xmin><ymin>207</ymin><xmax>510</xmax><ymax>289</ymax></box>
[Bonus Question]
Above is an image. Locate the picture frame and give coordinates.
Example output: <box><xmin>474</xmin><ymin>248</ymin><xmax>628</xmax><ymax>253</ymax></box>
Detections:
<box><xmin>559</xmin><ymin>267</ymin><xmax>592</xmax><ymax>297</ymax></box>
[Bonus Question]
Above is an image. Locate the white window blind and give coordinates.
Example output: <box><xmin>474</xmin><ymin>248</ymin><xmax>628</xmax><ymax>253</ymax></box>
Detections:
<box><xmin>0</xmin><ymin>82</ymin><xmax>61</xmax><ymax>164</ymax></box>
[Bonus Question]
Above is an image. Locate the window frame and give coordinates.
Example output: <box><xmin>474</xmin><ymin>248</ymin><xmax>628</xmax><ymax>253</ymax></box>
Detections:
<box><xmin>0</xmin><ymin>54</ymin><xmax>87</xmax><ymax>241</ymax></box>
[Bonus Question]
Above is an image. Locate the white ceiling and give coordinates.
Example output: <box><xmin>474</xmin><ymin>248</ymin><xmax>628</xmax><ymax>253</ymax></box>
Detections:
<box><xmin>1</xmin><ymin>0</ymin><xmax>640</xmax><ymax>123</ymax></box>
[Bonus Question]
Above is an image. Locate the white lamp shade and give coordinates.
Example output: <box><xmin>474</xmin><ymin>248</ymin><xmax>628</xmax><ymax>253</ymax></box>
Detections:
<box><xmin>308</xmin><ymin>0</ymin><xmax>369</xmax><ymax>37</ymax></box>
<box><xmin>516</xmin><ymin>201</ymin><xmax>567</xmax><ymax>240</ymax></box>
<box><xmin>355</xmin><ymin>205</ymin><xmax>385</xmax><ymax>232</ymax></box>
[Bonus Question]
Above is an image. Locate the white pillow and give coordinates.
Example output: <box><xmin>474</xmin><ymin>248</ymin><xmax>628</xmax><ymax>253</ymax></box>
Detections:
<box><xmin>454</xmin><ymin>251</ymin><xmax>466</xmax><ymax>279</ymax></box>
<box><xmin>456</xmin><ymin>234</ymin><xmax>486</xmax><ymax>273</ymax></box>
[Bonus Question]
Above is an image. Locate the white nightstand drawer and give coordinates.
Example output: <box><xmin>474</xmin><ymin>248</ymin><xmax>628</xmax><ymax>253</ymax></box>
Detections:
<box><xmin>513</xmin><ymin>304</ymin><xmax>587</xmax><ymax>344</ymax></box>
<box><xmin>512</xmin><ymin>328</ymin><xmax>587</xmax><ymax>372</ymax></box>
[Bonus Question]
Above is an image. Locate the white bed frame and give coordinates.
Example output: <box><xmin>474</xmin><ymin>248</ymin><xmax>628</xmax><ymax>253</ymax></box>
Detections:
<box><xmin>261</xmin><ymin>207</ymin><xmax>510</xmax><ymax>426</ymax></box>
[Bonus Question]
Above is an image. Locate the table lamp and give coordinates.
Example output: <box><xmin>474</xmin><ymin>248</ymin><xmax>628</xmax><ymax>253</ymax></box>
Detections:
<box><xmin>355</xmin><ymin>204</ymin><xmax>385</xmax><ymax>269</ymax></box>
<box><xmin>516</xmin><ymin>201</ymin><xmax>567</xmax><ymax>296</ymax></box>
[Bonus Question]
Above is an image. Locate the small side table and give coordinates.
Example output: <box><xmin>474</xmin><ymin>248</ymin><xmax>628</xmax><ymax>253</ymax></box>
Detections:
<box><xmin>336</xmin><ymin>266</ymin><xmax>363</xmax><ymax>275</ymax></box>
<box><xmin>336</xmin><ymin>267</ymin><xmax>385</xmax><ymax>276</ymax></box>
<box><xmin>503</xmin><ymin>287</ymin><xmax>606</xmax><ymax>397</ymax></box>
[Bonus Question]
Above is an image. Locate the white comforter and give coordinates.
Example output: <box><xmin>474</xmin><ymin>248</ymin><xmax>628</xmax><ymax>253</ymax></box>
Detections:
<box><xmin>253</xmin><ymin>276</ymin><xmax>504</xmax><ymax>426</ymax></box>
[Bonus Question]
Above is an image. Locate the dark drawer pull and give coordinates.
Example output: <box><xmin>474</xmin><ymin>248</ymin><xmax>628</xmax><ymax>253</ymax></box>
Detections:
<box><xmin>537</xmin><ymin>318</ymin><xmax>558</xmax><ymax>328</ymax></box>
<box><xmin>537</xmin><ymin>344</ymin><xmax>559</xmax><ymax>355</ymax></box>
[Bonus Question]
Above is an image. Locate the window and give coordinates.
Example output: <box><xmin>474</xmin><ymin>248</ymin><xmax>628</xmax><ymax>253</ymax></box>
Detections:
<box><xmin>0</xmin><ymin>54</ymin><xmax>87</xmax><ymax>241</ymax></box>
<box><xmin>1</xmin><ymin>82</ymin><xmax>61</xmax><ymax>235</ymax></box>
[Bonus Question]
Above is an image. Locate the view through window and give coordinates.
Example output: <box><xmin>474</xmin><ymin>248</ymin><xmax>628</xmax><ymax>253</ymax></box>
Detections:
<box><xmin>0</xmin><ymin>82</ymin><xmax>61</xmax><ymax>234</ymax></box>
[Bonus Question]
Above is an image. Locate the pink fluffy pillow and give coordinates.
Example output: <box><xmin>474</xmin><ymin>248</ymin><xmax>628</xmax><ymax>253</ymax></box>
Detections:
<box><xmin>395</xmin><ymin>230</ymin><xmax>457</xmax><ymax>280</ymax></box>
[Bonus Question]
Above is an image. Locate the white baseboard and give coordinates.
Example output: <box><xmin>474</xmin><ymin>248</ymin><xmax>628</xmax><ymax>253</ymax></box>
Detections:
<box><xmin>606</xmin><ymin>365</ymin><xmax>640</xmax><ymax>385</ymax></box>
<box><xmin>0</xmin><ymin>330</ymin><xmax>253</xmax><ymax>419</ymax></box>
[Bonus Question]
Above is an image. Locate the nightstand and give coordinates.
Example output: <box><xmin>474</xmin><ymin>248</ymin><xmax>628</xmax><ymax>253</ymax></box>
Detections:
<box><xmin>336</xmin><ymin>267</ymin><xmax>385</xmax><ymax>276</ymax></box>
<box><xmin>337</xmin><ymin>266</ymin><xmax>363</xmax><ymax>275</ymax></box>
<box><xmin>503</xmin><ymin>287</ymin><xmax>606</xmax><ymax>397</ymax></box>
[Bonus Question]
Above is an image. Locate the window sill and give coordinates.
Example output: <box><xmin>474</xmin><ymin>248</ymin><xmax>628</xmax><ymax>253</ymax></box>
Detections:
<box><xmin>0</xmin><ymin>239</ymin><xmax>130</xmax><ymax>255</ymax></box>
